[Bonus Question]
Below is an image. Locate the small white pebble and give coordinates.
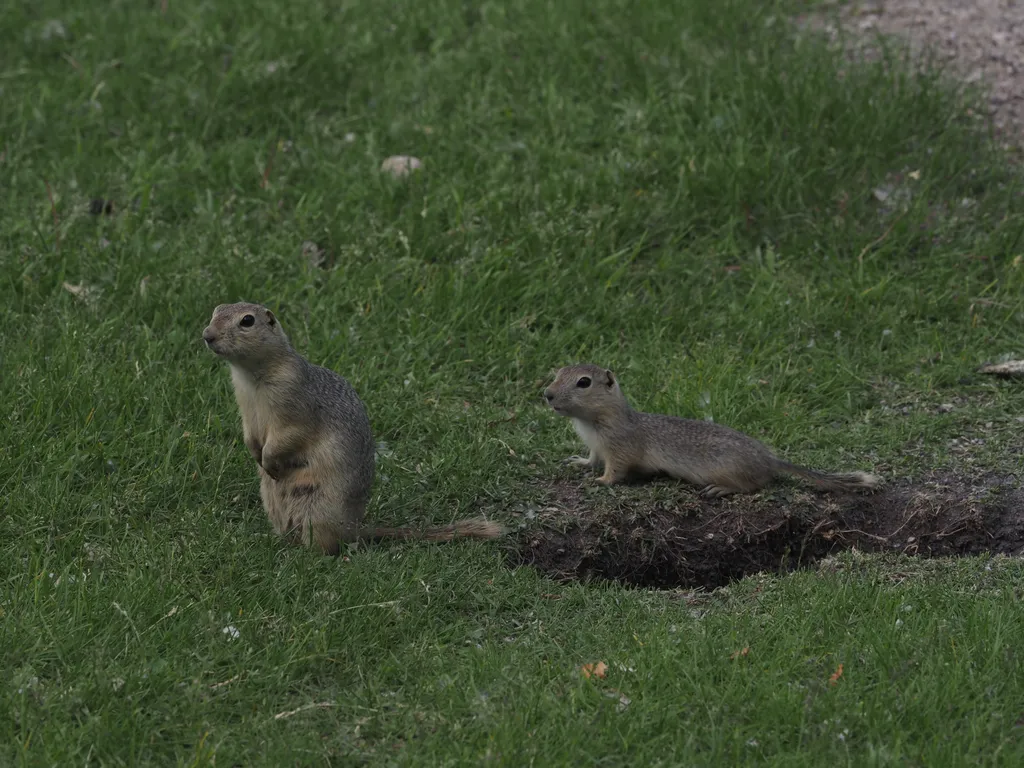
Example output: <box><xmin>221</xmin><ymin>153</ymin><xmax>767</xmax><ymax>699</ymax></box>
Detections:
<box><xmin>381</xmin><ymin>155</ymin><xmax>423</xmax><ymax>178</ymax></box>
<box><xmin>41</xmin><ymin>19</ymin><xmax>67</xmax><ymax>40</ymax></box>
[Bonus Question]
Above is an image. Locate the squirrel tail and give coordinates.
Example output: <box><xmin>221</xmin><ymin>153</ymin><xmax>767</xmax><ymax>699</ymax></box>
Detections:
<box><xmin>772</xmin><ymin>460</ymin><xmax>882</xmax><ymax>493</ymax></box>
<box><xmin>358</xmin><ymin>517</ymin><xmax>505</xmax><ymax>543</ymax></box>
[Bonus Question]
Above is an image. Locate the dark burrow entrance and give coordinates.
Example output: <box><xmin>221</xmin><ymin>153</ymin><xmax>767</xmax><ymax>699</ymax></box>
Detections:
<box><xmin>507</xmin><ymin>472</ymin><xmax>1024</xmax><ymax>590</ymax></box>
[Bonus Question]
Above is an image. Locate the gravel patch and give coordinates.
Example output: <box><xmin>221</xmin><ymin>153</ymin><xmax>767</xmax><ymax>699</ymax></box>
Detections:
<box><xmin>796</xmin><ymin>0</ymin><xmax>1024</xmax><ymax>150</ymax></box>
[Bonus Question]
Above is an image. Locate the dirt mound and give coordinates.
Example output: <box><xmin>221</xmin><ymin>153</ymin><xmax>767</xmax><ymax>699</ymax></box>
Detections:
<box><xmin>509</xmin><ymin>472</ymin><xmax>1024</xmax><ymax>590</ymax></box>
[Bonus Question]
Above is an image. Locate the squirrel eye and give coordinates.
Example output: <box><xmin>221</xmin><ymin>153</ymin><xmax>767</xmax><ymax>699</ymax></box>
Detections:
<box><xmin>576</xmin><ymin>376</ymin><xmax>592</xmax><ymax>388</ymax></box>
<box><xmin>240</xmin><ymin>314</ymin><xmax>256</xmax><ymax>328</ymax></box>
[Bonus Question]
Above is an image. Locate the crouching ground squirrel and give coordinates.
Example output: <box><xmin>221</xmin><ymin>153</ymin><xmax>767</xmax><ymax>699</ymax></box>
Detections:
<box><xmin>543</xmin><ymin>363</ymin><xmax>881</xmax><ymax>497</ymax></box>
<box><xmin>203</xmin><ymin>302</ymin><xmax>503</xmax><ymax>554</ymax></box>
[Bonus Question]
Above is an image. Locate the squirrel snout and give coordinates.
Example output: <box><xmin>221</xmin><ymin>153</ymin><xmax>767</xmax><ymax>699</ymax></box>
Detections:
<box><xmin>543</xmin><ymin>388</ymin><xmax>555</xmax><ymax>403</ymax></box>
<box><xmin>202</xmin><ymin>328</ymin><xmax>217</xmax><ymax>345</ymax></box>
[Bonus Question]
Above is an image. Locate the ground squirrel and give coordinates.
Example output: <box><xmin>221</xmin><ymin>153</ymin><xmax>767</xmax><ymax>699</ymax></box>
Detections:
<box><xmin>543</xmin><ymin>363</ymin><xmax>881</xmax><ymax>497</ymax></box>
<box><xmin>203</xmin><ymin>302</ymin><xmax>503</xmax><ymax>554</ymax></box>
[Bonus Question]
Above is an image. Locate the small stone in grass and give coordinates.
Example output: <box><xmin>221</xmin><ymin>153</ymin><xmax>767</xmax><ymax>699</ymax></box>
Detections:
<box><xmin>301</xmin><ymin>240</ymin><xmax>326</xmax><ymax>269</ymax></box>
<box><xmin>381</xmin><ymin>155</ymin><xmax>423</xmax><ymax>179</ymax></box>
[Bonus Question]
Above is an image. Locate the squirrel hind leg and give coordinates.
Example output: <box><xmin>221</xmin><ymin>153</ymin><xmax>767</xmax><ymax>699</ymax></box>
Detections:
<box><xmin>308</xmin><ymin>514</ymin><xmax>361</xmax><ymax>555</ymax></box>
<box><xmin>260</xmin><ymin>473</ymin><xmax>293</xmax><ymax>535</ymax></box>
<box><xmin>699</xmin><ymin>484</ymin><xmax>737</xmax><ymax>498</ymax></box>
<box><xmin>699</xmin><ymin>466</ymin><xmax>772</xmax><ymax>497</ymax></box>
<box><xmin>287</xmin><ymin>483</ymin><xmax>363</xmax><ymax>555</ymax></box>
<box><xmin>310</xmin><ymin>522</ymin><xmax>342</xmax><ymax>556</ymax></box>
<box><xmin>596</xmin><ymin>465</ymin><xmax>628</xmax><ymax>485</ymax></box>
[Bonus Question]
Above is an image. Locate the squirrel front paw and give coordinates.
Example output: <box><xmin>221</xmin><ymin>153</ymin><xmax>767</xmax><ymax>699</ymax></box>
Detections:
<box><xmin>261</xmin><ymin>454</ymin><xmax>307</xmax><ymax>482</ymax></box>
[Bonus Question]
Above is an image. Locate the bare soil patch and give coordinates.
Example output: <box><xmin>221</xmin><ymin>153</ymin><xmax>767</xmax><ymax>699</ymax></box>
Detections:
<box><xmin>797</xmin><ymin>0</ymin><xmax>1024</xmax><ymax>150</ymax></box>
<box><xmin>509</xmin><ymin>472</ymin><xmax>1024</xmax><ymax>590</ymax></box>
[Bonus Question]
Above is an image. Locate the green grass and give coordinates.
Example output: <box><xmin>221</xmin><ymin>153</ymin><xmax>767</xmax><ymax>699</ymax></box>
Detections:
<box><xmin>3</xmin><ymin>0</ymin><xmax>1024</xmax><ymax>764</ymax></box>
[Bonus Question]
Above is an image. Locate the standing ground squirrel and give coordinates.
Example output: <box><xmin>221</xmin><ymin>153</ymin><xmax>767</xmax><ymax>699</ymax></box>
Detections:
<box><xmin>203</xmin><ymin>302</ymin><xmax>503</xmax><ymax>554</ymax></box>
<box><xmin>543</xmin><ymin>363</ymin><xmax>881</xmax><ymax>497</ymax></box>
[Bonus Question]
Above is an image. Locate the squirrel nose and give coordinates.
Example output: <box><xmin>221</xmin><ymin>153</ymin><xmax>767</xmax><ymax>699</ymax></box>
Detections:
<box><xmin>543</xmin><ymin>389</ymin><xmax>554</xmax><ymax>402</ymax></box>
<box><xmin>203</xmin><ymin>328</ymin><xmax>217</xmax><ymax>345</ymax></box>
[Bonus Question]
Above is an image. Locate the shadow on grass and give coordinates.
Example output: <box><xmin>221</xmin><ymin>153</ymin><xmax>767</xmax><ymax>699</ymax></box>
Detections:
<box><xmin>508</xmin><ymin>472</ymin><xmax>1024</xmax><ymax>590</ymax></box>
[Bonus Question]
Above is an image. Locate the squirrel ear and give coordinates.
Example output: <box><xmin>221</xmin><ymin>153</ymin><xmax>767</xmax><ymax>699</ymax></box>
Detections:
<box><xmin>266</xmin><ymin>310</ymin><xmax>277</xmax><ymax>326</ymax></box>
<box><xmin>604</xmin><ymin>369</ymin><xmax>616</xmax><ymax>387</ymax></box>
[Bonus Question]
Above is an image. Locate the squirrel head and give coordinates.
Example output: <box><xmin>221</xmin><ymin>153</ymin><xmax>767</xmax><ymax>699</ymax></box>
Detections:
<box><xmin>543</xmin><ymin>364</ymin><xmax>625</xmax><ymax>419</ymax></box>
<box><xmin>203</xmin><ymin>302</ymin><xmax>291</xmax><ymax>371</ymax></box>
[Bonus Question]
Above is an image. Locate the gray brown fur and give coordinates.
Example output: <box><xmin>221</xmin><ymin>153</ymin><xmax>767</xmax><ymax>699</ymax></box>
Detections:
<box><xmin>543</xmin><ymin>363</ymin><xmax>881</xmax><ymax>498</ymax></box>
<box><xmin>203</xmin><ymin>302</ymin><xmax>503</xmax><ymax>554</ymax></box>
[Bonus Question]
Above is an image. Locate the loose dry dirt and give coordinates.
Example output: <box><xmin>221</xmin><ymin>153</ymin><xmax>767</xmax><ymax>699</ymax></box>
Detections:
<box><xmin>797</xmin><ymin>0</ymin><xmax>1024</xmax><ymax>150</ymax></box>
<box><xmin>509</xmin><ymin>472</ymin><xmax>1024</xmax><ymax>589</ymax></box>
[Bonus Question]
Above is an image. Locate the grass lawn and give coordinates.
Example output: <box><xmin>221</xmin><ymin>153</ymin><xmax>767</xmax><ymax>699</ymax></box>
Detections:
<box><xmin>3</xmin><ymin>0</ymin><xmax>1024</xmax><ymax>764</ymax></box>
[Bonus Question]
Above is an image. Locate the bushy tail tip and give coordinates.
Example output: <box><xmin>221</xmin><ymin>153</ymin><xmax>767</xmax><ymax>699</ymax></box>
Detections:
<box><xmin>811</xmin><ymin>470</ymin><xmax>883</xmax><ymax>492</ymax></box>
<box><xmin>434</xmin><ymin>518</ymin><xmax>506</xmax><ymax>541</ymax></box>
<box><xmin>777</xmin><ymin>461</ymin><xmax>882</xmax><ymax>493</ymax></box>
<box><xmin>842</xmin><ymin>470</ymin><xmax>882</xmax><ymax>490</ymax></box>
